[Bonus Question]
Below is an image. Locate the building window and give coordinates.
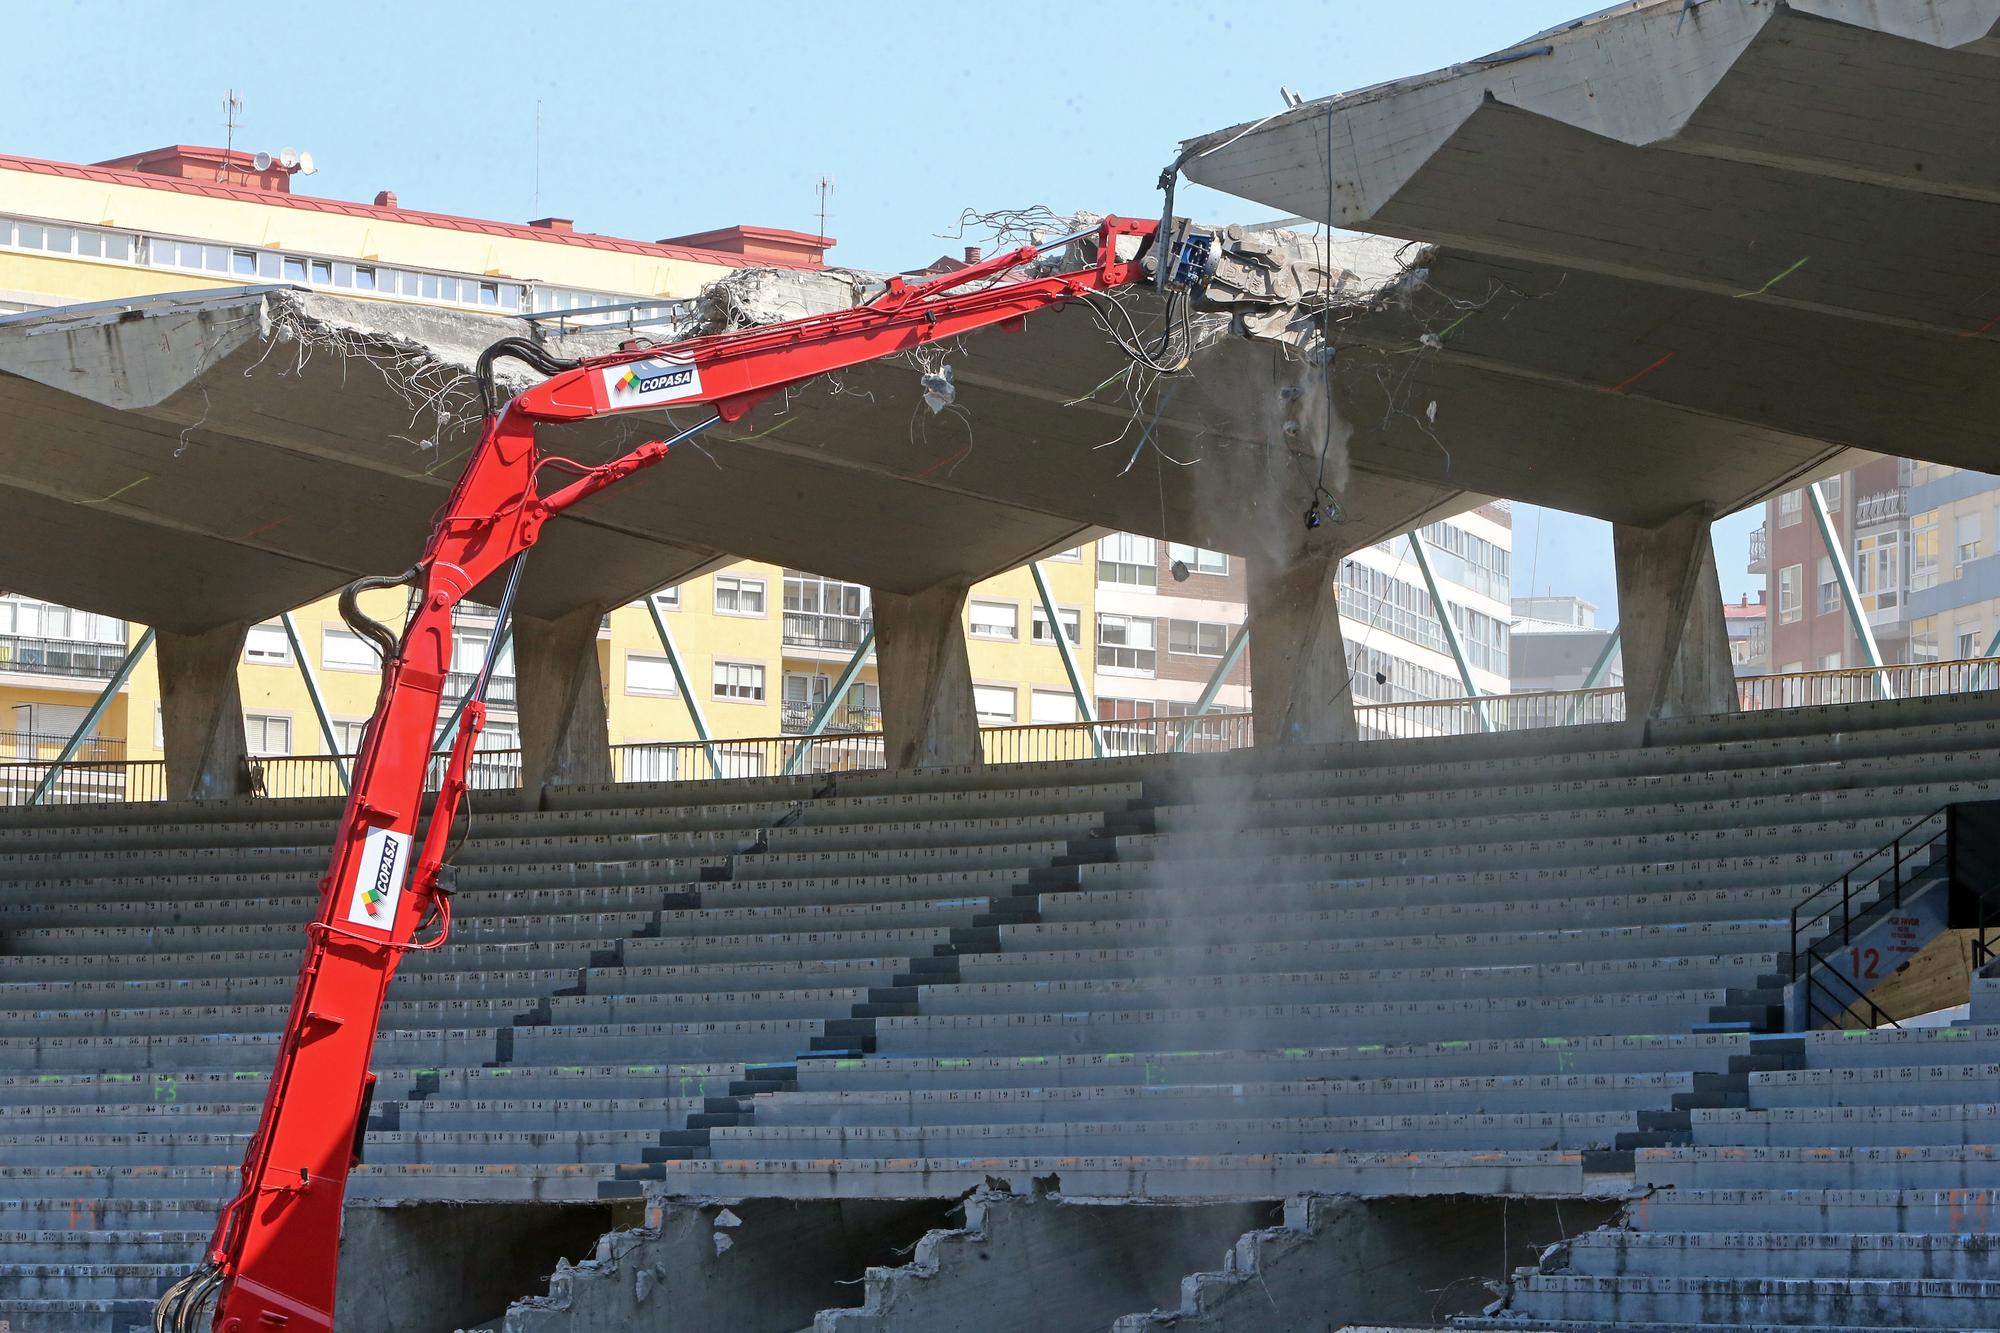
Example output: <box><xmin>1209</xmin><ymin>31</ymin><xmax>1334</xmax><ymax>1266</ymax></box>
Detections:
<box><xmin>1167</xmin><ymin>619</ymin><xmax>1230</xmax><ymax>657</ymax></box>
<box><xmin>1166</xmin><ymin>543</ymin><xmax>1228</xmax><ymax>576</ymax></box>
<box><xmin>1816</xmin><ymin>558</ymin><xmax>1839</xmax><ymax>616</ymax></box>
<box><xmin>1956</xmin><ymin>513</ymin><xmax>1984</xmax><ymax>566</ymax></box>
<box><xmin>1820</xmin><ymin>476</ymin><xmax>1841</xmax><ymax>511</ymax></box>
<box><xmin>652</xmin><ymin>586</ymin><xmax>680</xmax><ymax>610</ymax></box>
<box><xmin>1959</xmin><ymin>626</ymin><xmax>1984</xmax><ymax>660</ymax></box>
<box><xmin>968</xmin><ymin>600</ymin><xmax>1018</xmax><ymax>640</ymax></box>
<box><xmin>1031</xmin><ymin>689</ymin><xmax>1078</xmax><ymax>724</ymax></box>
<box><xmin>244</xmin><ymin>622</ymin><xmax>292</xmax><ymax>665</ymax></box>
<box><xmin>244</xmin><ymin>714</ymin><xmax>292</xmax><ymax>755</ymax></box>
<box><xmin>623</xmin><ymin>743</ymin><xmax>681</xmax><ymax>783</ymax></box>
<box><xmin>1031</xmin><ymin>604</ymin><xmax>1082</xmax><ymax>646</ymax></box>
<box><xmin>1778</xmin><ymin>490</ymin><xmax>1803</xmax><ymax>528</ymax></box>
<box><xmin>714</xmin><ymin>575</ymin><xmax>766</xmax><ymax>616</ymax></box>
<box><xmin>1049</xmin><ymin>546</ymin><xmax>1083</xmax><ymax>562</ymax></box>
<box><xmin>714</xmin><ymin>746</ymin><xmax>768</xmax><ymax>779</ymax></box>
<box><xmin>1913</xmin><ymin>513</ymin><xmax>1941</xmax><ymax>592</ymax></box>
<box><xmin>1778</xmin><ymin>564</ymin><xmax>1802</xmax><ymax>624</ymax></box>
<box><xmin>973</xmin><ymin>684</ymin><xmax>1017</xmax><ymax>724</ymax></box>
<box><xmin>1854</xmin><ymin>531</ymin><xmax>1900</xmax><ymax>610</ymax></box>
<box><xmin>783</xmin><ymin>573</ymin><xmax>871</xmax><ymax>651</ymax></box>
<box><xmin>712</xmin><ymin>660</ymin><xmax>766</xmax><ymax>703</ymax></box>
<box><xmin>1096</xmin><ymin>696</ymin><xmax>1157</xmax><ymax>754</ymax></box>
<box><xmin>1098</xmin><ymin>533</ymin><xmax>1157</xmax><ymax>587</ymax></box>
<box><xmin>332</xmin><ymin>719</ymin><xmax>368</xmax><ymax>753</ymax></box>
<box><xmin>322</xmin><ymin>628</ymin><xmax>379</xmax><ymax>672</ymax></box>
<box><xmin>1096</xmin><ymin>614</ymin><xmax>1156</xmax><ymax>673</ymax></box>
<box><xmin>1820</xmin><ymin>652</ymin><xmax>1843</xmax><ymax>671</ymax></box>
<box><xmin>625</xmin><ymin>652</ymin><xmax>679</xmax><ymax>696</ymax></box>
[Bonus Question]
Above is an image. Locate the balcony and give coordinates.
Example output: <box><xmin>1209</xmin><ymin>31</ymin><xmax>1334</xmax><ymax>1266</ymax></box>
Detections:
<box><xmin>444</xmin><ymin>670</ymin><xmax>517</xmax><ymax>709</ymax></box>
<box><xmin>1855</xmin><ymin>488</ymin><xmax>1908</xmax><ymax>527</ymax></box>
<box><xmin>1747</xmin><ymin>524</ymin><xmax>1768</xmax><ymax>574</ymax></box>
<box><xmin>782</xmin><ymin>612</ymin><xmax>872</xmax><ymax>655</ymax></box>
<box><xmin>0</xmin><ymin>634</ymin><xmax>129</xmax><ymax>680</ymax></box>
<box><xmin>780</xmin><ymin>700</ymin><xmax>881</xmax><ymax>735</ymax></box>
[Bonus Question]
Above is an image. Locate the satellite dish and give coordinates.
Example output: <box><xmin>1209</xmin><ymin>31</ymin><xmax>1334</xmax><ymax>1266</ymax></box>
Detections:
<box><xmin>252</xmin><ymin>150</ymin><xmax>272</xmax><ymax>172</ymax></box>
<box><xmin>278</xmin><ymin>148</ymin><xmax>299</xmax><ymax>170</ymax></box>
<box><xmin>297</xmin><ymin>150</ymin><xmax>316</xmax><ymax>175</ymax></box>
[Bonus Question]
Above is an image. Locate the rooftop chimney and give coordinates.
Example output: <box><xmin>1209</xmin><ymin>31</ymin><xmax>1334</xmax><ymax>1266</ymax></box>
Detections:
<box><xmin>374</xmin><ymin>190</ymin><xmax>398</xmax><ymax>209</ymax></box>
<box><xmin>964</xmin><ymin>246</ymin><xmax>983</xmax><ymax>264</ymax></box>
<box><xmin>528</xmin><ymin>217</ymin><xmax>574</xmax><ymax>234</ymax></box>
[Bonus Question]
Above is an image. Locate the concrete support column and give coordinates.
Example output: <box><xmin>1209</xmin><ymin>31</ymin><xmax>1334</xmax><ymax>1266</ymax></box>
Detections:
<box><xmin>1613</xmin><ymin>505</ymin><xmax>1738</xmax><ymax>721</ymax></box>
<box><xmin>513</xmin><ymin>605</ymin><xmax>612</xmax><ymax>791</ymax></box>
<box><xmin>156</xmin><ymin>620</ymin><xmax>252</xmax><ymax>801</ymax></box>
<box><xmin>1247</xmin><ymin>549</ymin><xmax>1357</xmax><ymax>747</ymax></box>
<box><xmin>872</xmin><ymin>580</ymin><xmax>981</xmax><ymax>770</ymax></box>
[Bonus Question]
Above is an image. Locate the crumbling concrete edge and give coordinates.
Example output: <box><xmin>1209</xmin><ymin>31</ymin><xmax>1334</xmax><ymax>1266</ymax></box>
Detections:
<box><xmin>811</xmin><ymin>1185</ymin><xmax>1014</xmax><ymax>1332</ymax></box>
<box><xmin>1107</xmin><ymin>1194</ymin><xmax>1323</xmax><ymax>1331</ymax></box>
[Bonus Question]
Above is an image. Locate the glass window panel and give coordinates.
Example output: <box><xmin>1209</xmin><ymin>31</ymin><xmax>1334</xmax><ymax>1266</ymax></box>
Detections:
<box><xmin>76</xmin><ymin>230</ymin><xmax>104</xmax><ymax>258</ymax></box>
<box><xmin>102</xmin><ymin>233</ymin><xmax>132</xmax><ymax>262</ymax></box>
<box><xmin>17</xmin><ymin>224</ymin><xmax>44</xmax><ymax>249</ymax></box>
<box><xmin>283</xmin><ymin>256</ymin><xmax>308</xmax><ymax>282</ymax></box>
<box><xmin>309</xmin><ymin>260</ymin><xmax>332</xmax><ymax>284</ymax></box>
<box><xmin>232</xmin><ymin>250</ymin><xmax>258</xmax><ymax>276</ymax></box>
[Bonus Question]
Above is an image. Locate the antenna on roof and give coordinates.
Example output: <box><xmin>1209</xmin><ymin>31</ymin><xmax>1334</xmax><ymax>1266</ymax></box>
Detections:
<box><xmin>815</xmin><ymin>175</ymin><xmax>833</xmax><ymax>244</ymax></box>
<box><xmin>297</xmin><ymin>150</ymin><xmax>316</xmax><ymax>175</ymax></box>
<box><xmin>221</xmin><ymin>90</ymin><xmax>244</xmax><ymax>184</ymax></box>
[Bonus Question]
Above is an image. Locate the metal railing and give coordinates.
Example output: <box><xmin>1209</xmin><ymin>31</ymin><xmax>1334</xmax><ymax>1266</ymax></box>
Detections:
<box><xmin>8</xmin><ymin>657</ymin><xmax>1997</xmax><ymax>805</ymax></box>
<box><xmin>1789</xmin><ymin>809</ymin><xmax>1950</xmax><ymax>1031</ymax></box>
<box><xmin>1855</xmin><ymin>487</ymin><xmax>1909</xmax><ymax>526</ymax></box>
<box><xmin>444</xmin><ymin>671</ymin><xmax>517</xmax><ymax>710</ymax></box>
<box><xmin>1747</xmin><ymin>524</ymin><xmax>1768</xmax><ymax>573</ymax></box>
<box><xmin>0</xmin><ymin>633</ymin><xmax>131</xmax><ymax>679</ymax></box>
<box><xmin>781</xmin><ymin>613</ymin><xmax>873</xmax><ymax>654</ymax></box>
<box><xmin>0</xmin><ymin>730</ymin><xmax>125</xmax><ymax>761</ymax></box>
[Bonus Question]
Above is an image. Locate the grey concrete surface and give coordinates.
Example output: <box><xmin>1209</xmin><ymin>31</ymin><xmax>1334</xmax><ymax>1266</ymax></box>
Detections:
<box><xmin>813</xmin><ymin>1188</ymin><xmax>1267</xmax><ymax>1333</ymax></box>
<box><xmin>873</xmin><ymin>579</ymin><xmax>982</xmax><ymax>770</ymax></box>
<box><xmin>1246</xmin><ymin>548</ymin><xmax>1356</xmax><ymax>747</ymax></box>
<box><xmin>515</xmin><ymin>604</ymin><xmax>616</xmax><ymax>790</ymax></box>
<box><xmin>1613</xmin><ymin>506</ymin><xmax>1737</xmax><ymax>721</ymax></box>
<box><xmin>155</xmin><ymin>619</ymin><xmax>254</xmax><ymax>800</ymax></box>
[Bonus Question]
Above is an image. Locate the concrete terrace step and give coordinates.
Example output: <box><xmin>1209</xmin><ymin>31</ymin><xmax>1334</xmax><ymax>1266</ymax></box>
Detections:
<box><xmin>1561</xmin><ymin>1228</ymin><xmax>2000</xmax><ymax>1280</ymax></box>
<box><xmin>703</xmin><ymin>1110</ymin><xmax>1635</xmax><ymax>1159</ymax></box>
<box><xmin>790</xmin><ymin>1035</ymin><xmax>1751</xmax><ymax>1092</ymax></box>
<box><xmin>746</xmin><ymin>1072</ymin><xmax>1696</xmax><ymax>1126</ymax></box>
<box><xmin>0</xmin><ymin>1027</ymin><xmax>487</xmax><ymax>1072</ymax></box>
<box><xmin>639</xmin><ymin>1147</ymin><xmax>1622</xmax><ymax>1201</ymax></box>
<box><xmin>1625</xmin><ymin>1187</ymin><xmax>2000</xmax><ymax>1234</ymax></box>
<box><xmin>0</xmin><ymin>1261</ymin><xmax>182</xmax><ymax>1300</ymax></box>
<box><xmin>868</xmin><ymin>990</ymin><xmax>1735</xmax><ymax>1057</ymax></box>
<box><xmin>1691</xmin><ymin>1103</ymin><xmax>2000</xmax><ymax>1149</ymax></box>
<box><xmin>1490</xmin><ymin>1273</ymin><xmax>2000</xmax><ymax>1329</ymax></box>
<box><xmin>1636</xmin><ymin>1144</ymin><xmax>2000</xmax><ymax>1190</ymax></box>
<box><xmin>0</xmin><ymin>1163</ymin><xmax>615</xmax><ymax>1203</ymax></box>
<box><xmin>1752</xmin><ymin>1064</ymin><xmax>2000</xmax><ymax>1108</ymax></box>
<box><xmin>0</xmin><ymin>1229</ymin><xmax>204</xmax><ymax>1265</ymax></box>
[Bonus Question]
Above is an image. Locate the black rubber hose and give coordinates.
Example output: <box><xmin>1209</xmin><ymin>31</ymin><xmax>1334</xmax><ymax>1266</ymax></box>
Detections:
<box><xmin>338</xmin><ymin>565</ymin><xmax>420</xmax><ymax>665</ymax></box>
<box><xmin>476</xmin><ymin>336</ymin><xmax>581</xmax><ymax>415</ymax></box>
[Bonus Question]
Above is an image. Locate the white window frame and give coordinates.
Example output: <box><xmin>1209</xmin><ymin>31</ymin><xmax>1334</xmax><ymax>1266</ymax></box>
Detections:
<box><xmin>1096</xmin><ymin>613</ymin><xmax>1157</xmax><ymax>674</ymax></box>
<box><xmin>1166</xmin><ymin>543</ymin><xmax>1229</xmax><ymax>576</ymax></box>
<box><xmin>624</xmin><ymin>652</ymin><xmax>680</xmax><ymax>697</ymax></box>
<box><xmin>1031</xmin><ymin>604</ymin><xmax>1082</xmax><ymax>646</ymax></box>
<box><xmin>243</xmin><ymin>713</ymin><xmax>292</xmax><ymax>756</ymax></box>
<box><xmin>1778</xmin><ymin>490</ymin><xmax>1804</xmax><ymax>528</ymax></box>
<box><xmin>713</xmin><ymin>575</ymin><xmax>767</xmax><ymax>617</ymax></box>
<box><xmin>711</xmin><ymin>659</ymin><xmax>767</xmax><ymax>703</ymax></box>
<box><xmin>651</xmin><ymin>587</ymin><xmax>680</xmax><ymax>611</ymax></box>
<box><xmin>322</xmin><ymin>627</ymin><xmax>379</xmax><ymax>673</ymax></box>
<box><xmin>1778</xmin><ymin>564</ymin><xmax>1802</xmax><ymax>625</ymax></box>
<box><xmin>1030</xmin><ymin>689</ymin><xmax>1078</xmax><ymax>724</ymax></box>
<box><xmin>244</xmin><ymin>622</ymin><xmax>293</xmax><ymax>666</ymax></box>
<box><xmin>972</xmin><ymin>683</ymin><xmax>1017</xmax><ymax>724</ymax></box>
<box><xmin>968</xmin><ymin>599</ymin><xmax>1019</xmax><ymax>641</ymax></box>
<box><xmin>1167</xmin><ymin>619</ymin><xmax>1230</xmax><ymax>658</ymax></box>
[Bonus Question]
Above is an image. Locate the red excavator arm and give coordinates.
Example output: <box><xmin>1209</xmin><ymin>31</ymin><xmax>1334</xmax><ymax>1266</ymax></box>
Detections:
<box><xmin>160</xmin><ymin>215</ymin><xmax>1198</xmax><ymax>1331</ymax></box>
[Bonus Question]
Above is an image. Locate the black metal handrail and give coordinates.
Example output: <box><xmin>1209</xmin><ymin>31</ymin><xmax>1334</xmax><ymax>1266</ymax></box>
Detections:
<box><xmin>1789</xmin><ymin>807</ymin><xmax>1950</xmax><ymax>1031</ymax></box>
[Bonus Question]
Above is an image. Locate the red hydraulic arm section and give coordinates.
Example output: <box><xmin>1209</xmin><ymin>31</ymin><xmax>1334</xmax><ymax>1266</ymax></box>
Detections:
<box><xmin>161</xmin><ymin>217</ymin><xmax>1171</xmax><ymax>1332</ymax></box>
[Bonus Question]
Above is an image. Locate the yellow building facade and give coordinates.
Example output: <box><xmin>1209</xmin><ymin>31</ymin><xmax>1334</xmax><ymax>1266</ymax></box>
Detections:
<box><xmin>0</xmin><ymin>145</ymin><xmax>1097</xmax><ymax>785</ymax></box>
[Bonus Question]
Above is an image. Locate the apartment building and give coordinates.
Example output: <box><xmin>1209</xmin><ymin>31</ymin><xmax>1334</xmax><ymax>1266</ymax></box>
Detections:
<box><xmin>1747</xmin><ymin>456</ymin><xmax>2000</xmax><ymax>676</ymax></box>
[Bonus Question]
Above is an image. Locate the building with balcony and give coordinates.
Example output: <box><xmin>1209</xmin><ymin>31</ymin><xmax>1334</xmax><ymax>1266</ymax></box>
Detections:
<box><xmin>1761</xmin><ymin>459</ymin><xmax>1914</xmax><ymax>673</ymax></box>
<box><xmin>1907</xmin><ymin>463</ymin><xmax>2000</xmax><ymax>665</ymax></box>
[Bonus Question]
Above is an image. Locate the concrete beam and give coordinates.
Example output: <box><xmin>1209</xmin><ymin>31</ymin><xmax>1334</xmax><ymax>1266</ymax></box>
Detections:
<box><xmin>1613</xmin><ymin>505</ymin><xmax>1737</xmax><ymax>721</ymax></box>
<box><xmin>156</xmin><ymin>619</ymin><xmax>252</xmax><ymax>801</ymax></box>
<box><xmin>872</xmin><ymin>580</ymin><xmax>980</xmax><ymax>770</ymax></box>
<box><xmin>513</xmin><ymin>605</ymin><xmax>612</xmax><ymax>791</ymax></box>
<box><xmin>1247</xmin><ymin>549</ymin><xmax>1356</xmax><ymax>746</ymax></box>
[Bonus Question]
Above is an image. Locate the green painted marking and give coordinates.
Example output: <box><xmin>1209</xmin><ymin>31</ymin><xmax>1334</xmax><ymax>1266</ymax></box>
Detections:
<box><xmin>1439</xmin><ymin>1041</ymin><xmax>1470</xmax><ymax>1051</ymax></box>
<box><xmin>938</xmin><ymin>1059</ymin><xmax>970</xmax><ymax>1069</ymax></box>
<box><xmin>834</xmin><ymin>1060</ymin><xmax>862</xmax><ymax>1070</ymax></box>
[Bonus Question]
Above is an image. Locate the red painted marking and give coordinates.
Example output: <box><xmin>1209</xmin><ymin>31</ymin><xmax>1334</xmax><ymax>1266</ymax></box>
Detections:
<box><xmin>1957</xmin><ymin>314</ymin><xmax>1999</xmax><ymax>339</ymax></box>
<box><xmin>242</xmin><ymin>518</ymin><xmax>287</xmax><ymax>540</ymax></box>
<box><xmin>1607</xmin><ymin>351</ymin><xmax>1677</xmax><ymax>395</ymax></box>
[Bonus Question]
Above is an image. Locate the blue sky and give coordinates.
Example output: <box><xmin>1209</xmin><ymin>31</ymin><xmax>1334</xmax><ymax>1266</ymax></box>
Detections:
<box><xmin>11</xmin><ymin>0</ymin><xmax>1760</xmax><ymax>613</ymax></box>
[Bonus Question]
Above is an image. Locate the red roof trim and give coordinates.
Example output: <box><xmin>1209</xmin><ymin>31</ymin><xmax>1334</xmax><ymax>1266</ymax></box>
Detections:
<box><xmin>0</xmin><ymin>151</ymin><xmax>826</xmax><ymax>271</ymax></box>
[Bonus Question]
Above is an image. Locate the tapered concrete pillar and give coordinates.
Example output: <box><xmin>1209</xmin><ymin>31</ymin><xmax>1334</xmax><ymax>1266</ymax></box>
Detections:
<box><xmin>157</xmin><ymin>620</ymin><xmax>253</xmax><ymax>800</ymax></box>
<box><xmin>1247</xmin><ymin>550</ymin><xmax>1357</xmax><ymax>747</ymax></box>
<box><xmin>513</xmin><ymin>605</ymin><xmax>612</xmax><ymax>790</ymax></box>
<box><xmin>1613</xmin><ymin>505</ymin><xmax>1737</xmax><ymax>721</ymax></box>
<box><xmin>872</xmin><ymin>580</ymin><xmax>980</xmax><ymax>770</ymax></box>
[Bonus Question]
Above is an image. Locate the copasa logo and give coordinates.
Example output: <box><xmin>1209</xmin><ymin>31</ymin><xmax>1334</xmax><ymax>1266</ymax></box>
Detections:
<box><xmin>361</xmin><ymin>835</ymin><xmax>401</xmax><ymax>918</ymax></box>
<box><xmin>614</xmin><ymin>363</ymin><xmax>696</xmax><ymax>396</ymax></box>
<box><xmin>602</xmin><ymin>357</ymin><xmax>702</xmax><ymax>407</ymax></box>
